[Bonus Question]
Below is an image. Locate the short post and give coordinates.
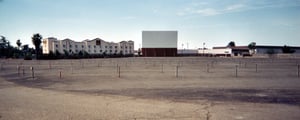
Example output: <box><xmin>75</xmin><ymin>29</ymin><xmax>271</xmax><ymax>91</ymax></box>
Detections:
<box><xmin>116</xmin><ymin>64</ymin><xmax>119</xmax><ymax>73</ymax></box>
<box><xmin>49</xmin><ymin>61</ymin><xmax>52</xmax><ymax>69</ymax></box>
<box><xmin>71</xmin><ymin>66</ymin><xmax>73</xmax><ymax>74</ymax></box>
<box><xmin>255</xmin><ymin>64</ymin><xmax>258</xmax><ymax>73</ymax></box>
<box><xmin>30</xmin><ymin>66</ymin><xmax>34</xmax><ymax>78</ymax></box>
<box><xmin>235</xmin><ymin>65</ymin><xmax>238</xmax><ymax>77</ymax></box>
<box><xmin>298</xmin><ymin>65</ymin><xmax>300</xmax><ymax>77</ymax></box>
<box><xmin>81</xmin><ymin>61</ymin><xmax>84</xmax><ymax>68</ymax></box>
<box><xmin>59</xmin><ymin>70</ymin><xmax>62</xmax><ymax>79</ymax></box>
<box><xmin>118</xmin><ymin>66</ymin><xmax>121</xmax><ymax>78</ymax></box>
<box><xmin>161</xmin><ymin>64</ymin><xmax>164</xmax><ymax>73</ymax></box>
<box><xmin>207</xmin><ymin>63</ymin><xmax>209</xmax><ymax>73</ymax></box>
<box><xmin>175</xmin><ymin>65</ymin><xmax>179</xmax><ymax>78</ymax></box>
<box><xmin>0</xmin><ymin>63</ymin><xmax>3</xmax><ymax>70</ymax></box>
<box><xmin>244</xmin><ymin>62</ymin><xmax>247</xmax><ymax>68</ymax></box>
<box><xmin>17</xmin><ymin>65</ymin><xmax>20</xmax><ymax>76</ymax></box>
<box><xmin>97</xmin><ymin>61</ymin><xmax>100</xmax><ymax>67</ymax></box>
<box><xmin>22</xmin><ymin>67</ymin><xmax>25</xmax><ymax>76</ymax></box>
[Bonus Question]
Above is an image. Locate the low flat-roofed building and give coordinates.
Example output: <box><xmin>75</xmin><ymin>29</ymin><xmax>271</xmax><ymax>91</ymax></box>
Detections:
<box><xmin>255</xmin><ymin>45</ymin><xmax>300</xmax><ymax>54</ymax></box>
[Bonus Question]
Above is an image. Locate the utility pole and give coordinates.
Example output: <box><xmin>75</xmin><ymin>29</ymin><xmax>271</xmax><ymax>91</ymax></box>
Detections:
<box><xmin>182</xmin><ymin>43</ymin><xmax>184</xmax><ymax>55</ymax></box>
<box><xmin>187</xmin><ymin>42</ymin><xmax>189</xmax><ymax>49</ymax></box>
<box><xmin>203</xmin><ymin>42</ymin><xmax>205</xmax><ymax>56</ymax></box>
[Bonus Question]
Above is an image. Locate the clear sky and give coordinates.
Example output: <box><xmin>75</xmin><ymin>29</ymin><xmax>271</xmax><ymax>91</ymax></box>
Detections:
<box><xmin>1</xmin><ymin>0</ymin><xmax>300</xmax><ymax>50</ymax></box>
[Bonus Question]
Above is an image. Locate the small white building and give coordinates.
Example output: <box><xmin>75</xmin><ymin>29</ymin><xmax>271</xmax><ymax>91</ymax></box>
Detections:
<box><xmin>199</xmin><ymin>47</ymin><xmax>232</xmax><ymax>56</ymax></box>
<box><xmin>199</xmin><ymin>46</ymin><xmax>250</xmax><ymax>57</ymax></box>
<box><xmin>42</xmin><ymin>37</ymin><xmax>134</xmax><ymax>55</ymax></box>
<box><xmin>178</xmin><ymin>49</ymin><xmax>199</xmax><ymax>56</ymax></box>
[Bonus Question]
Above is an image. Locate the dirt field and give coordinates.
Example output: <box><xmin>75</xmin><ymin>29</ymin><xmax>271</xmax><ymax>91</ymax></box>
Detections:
<box><xmin>0</xmin><ymin>57</ymin><xmax>300</xmax><ymax>120</ymax></box>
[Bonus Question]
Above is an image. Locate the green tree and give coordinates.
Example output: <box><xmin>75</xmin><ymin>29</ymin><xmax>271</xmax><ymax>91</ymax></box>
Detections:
<box><xmin>0</xmin><ymin>36</ymin><xmax>8</xmax><ymax>48</ymax></box>
<box><xmin>64</xmin><ymin>49</ymin><xmax>69</xmax><ymax>57</ymax></box>
<box><xmin>16</xmin><ymin>39</ymin><xmax>22</xmax><ymax>50</ymax></box>
<box><xmin>227</xmin><ymin>41</ymin><xmax>236</xmax><ymax>48</ymax></box>
<box><xmin>83</xmin><ymin>51</ymin><xmax>89</xmax><ymax>58</ymax></box>
<box><xmin>78</xmin><ymin>50</ymin><xmax>83</xmax><ymax>58</ymax></box>
<box><xmin>282</xmin><ymin>45</ymin><xmax>295</xmax><ymax>53</ymax></box>
<box><xmin>32</xmin><ymin>33</ymin><xmax>42</xmax><ymax>59</ymax></box>
<box><xmin>248</xmin><ymin>42</ymin><xmax>256</xmax><ymax>55</ymax></box>
<box><xmin>0</xmin><ymin>36</ymin><xmax>15</xmax><ymax>58</ymax></box>
<box><xmin>55</xmin><ymin>50</ymin><xmax>61</xmax><ymax>56</ymax></box>
<box><xmin>138</xmin><ymin>48</ymin><xmax>141</xmax><ymax>56</ymax></box>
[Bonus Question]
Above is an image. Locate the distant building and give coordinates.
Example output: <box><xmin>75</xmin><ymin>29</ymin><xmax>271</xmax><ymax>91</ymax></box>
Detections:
<box><xmin>42</xmin><ymin>37</ymin><xmax>134</xmax><ymax>55</ymax></box>
<box><xmin>200</xmin><ymin>47</ymin><xmax>232</xmax><ymax>57</ymax></box>
<box><xmin>255</xmin><ymin>45</ymin><xmax>300</xmax><ymax>54</ymax></box>
<box><xmin>177</xmin><ymin>49</ymin><xmax>199</xmax><ymax>56</ymax></box>
<box><xmin>142</xmin><ymin>31</ymin><xmax>178</xmax><ymax>57</ymax></box>
<box><xmin>205</xmin><ymin>46</ymin><xmax>250</xmax><ymax>57</ymax></box>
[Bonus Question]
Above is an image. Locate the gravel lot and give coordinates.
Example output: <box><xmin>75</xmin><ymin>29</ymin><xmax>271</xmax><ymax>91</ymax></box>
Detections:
<box><xmin>1</xmin><ymin>57</ymin><xmax>300</xmax><ymax>120</ymax></box>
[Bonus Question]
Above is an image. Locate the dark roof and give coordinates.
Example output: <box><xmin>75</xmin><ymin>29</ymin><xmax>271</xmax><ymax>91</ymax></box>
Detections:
<box><xmin>256</xmin><ymin>45</ymin><xmax>300</xmax><ymax>49</ymax></box>
<box><xmin>231</xmin><ymin>46</ymin><xmax>249</xmax><ymax>50</ymax></box>
<box><xmin>213</xmin><ymin>46</ymin><xmax>228</xmax><ymax>49</ymax></box>
<box><xmin>213</xmin><ymin>46</ymin><xmax>249</xmax><ymax>50</ymax></box>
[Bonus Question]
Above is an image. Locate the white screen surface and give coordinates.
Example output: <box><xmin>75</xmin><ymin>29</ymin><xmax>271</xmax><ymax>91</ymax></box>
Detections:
<box><xmin>142</xmin><ymin>31</ymin><xmax>177</xmax><ymax>48</ymax></box>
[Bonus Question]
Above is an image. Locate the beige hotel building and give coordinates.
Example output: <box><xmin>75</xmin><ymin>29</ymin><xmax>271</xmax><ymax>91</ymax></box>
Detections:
<box><xmin>42</xmin><ymin>37</ymin><xmax>134</xmax><ymax>55</ymax></box>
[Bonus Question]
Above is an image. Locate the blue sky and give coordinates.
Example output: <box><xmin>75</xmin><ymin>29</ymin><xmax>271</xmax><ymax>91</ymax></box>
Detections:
<box><xmin>1</xmin><ymin>0</ymin><xmax>300</xmax><ymax>49</ymax></box>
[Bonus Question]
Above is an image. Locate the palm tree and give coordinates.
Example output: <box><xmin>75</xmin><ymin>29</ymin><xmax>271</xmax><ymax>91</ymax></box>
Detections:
<box><xmin>16</xmin><ymin>39</ymin><xmax>22</xmax><ymax>50</ymax></box>
<box><xmin>32</xmin><ymin>33</ymin><xmax>42</xmax><ymax>59</ymax></box>
<box><xmin>0</xmin><ymin>36</ymin><xmax>8</xmax><ymax>48</ymax></box>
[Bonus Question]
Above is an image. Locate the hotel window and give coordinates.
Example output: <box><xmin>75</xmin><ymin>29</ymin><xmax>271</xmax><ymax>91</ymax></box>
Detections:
<box><xmin>105</xmin><ymin>46</ymin><xmax>107</xmax><ymax>48</ymax></box>
<box><xmin>75</xmin><ymin>45</ymin><xmax>78</xmax><ymax>48</ymax></box>
<box><xmin>63</xmin><ymin>45</ymin><xmax>66</xmax><ymax>48</ymax></box>
<box><xmin>55</xmin><ymin>44</ymin><xmax>58</xmax><ymax>47</ymax></box>
<box><xmin>94</xmin><ymin>50</ymin><xmax>96</xmax><ymax>53</ymax></box>
<box><xmin>115</xmin><ymin>46</ymin><xmax>117</xmax><ymax>49</ymax></box>
<box><xmin>115</xmin><ymin>50</ymin><xmax>118</xmax><ymax>53</ymax></box>
<box><xmin>82</xmin><ymin>45</ymin><xmax>84</xmax><ymax>48</ymax></box>
<box><xmin>94</xmin><ymin>45</ymin><xmax>96</xmax><ymax>48</ymax></box>
<box><xmin>109</xmin><ymin>50</ymin><xmax>112</xmax><ymax>53</ymax></box>
<box><xmin>69</xmin><ymin>45</ymin><xmax>72</xmax><ymax>48</ymax></box>
<box><xmin>100</xmin><ymin>50</ymin><xmax>102</xmax><ymax>52</ymax></box>
<box><xmin>88</xmin><ymin>45</ymin><xmax>91</xmax><ymax>48</ymax></box>
<box><xmin>109</xmin><ymin>46</ymin><xmax>112</xmax><ymax>49</ymax></box>
<box><xmin>125</xmin><ymin>46</ymin><xmax>127</xmax><ymax>49</ymax></box>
